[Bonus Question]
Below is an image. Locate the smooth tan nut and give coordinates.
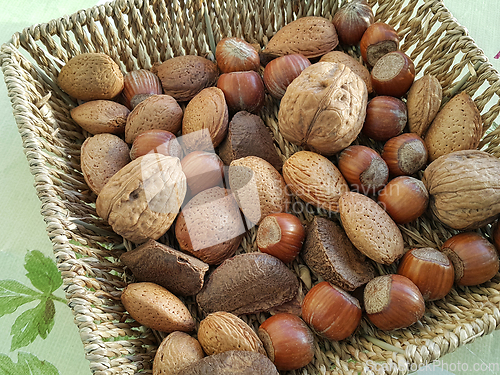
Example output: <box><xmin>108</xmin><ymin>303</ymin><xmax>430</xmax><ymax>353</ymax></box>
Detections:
<box><xmin>319</xmin><ymin>51</ymin><xmax>372</xmax><ymax>93</ymax></box>
<box><xmin>70</xmin><ymin>100</ymin><xmax>130</xmax><ymax>135</ymax></box>
<box><xmin>282</xmin><ymin>151</ymin><xmax>349</xmax><ymax>212</ymax></box>
<box><xmin>120</xmin><ymin>239</ymin><xmax>209</xmax><ymax>296</ymax></box>
<box><xmin>422</xmin><ymin>150</ymin><xmax>500</xmax><ymax>230</ymax></box>
<box><xmin>196</xmin><ymin>252</ymin><xmax>299</xmax><ymax>316</ymax></box>
<box><xmin>121</xmin><ymin>282</ymin><xmax>195</xmax><ymax>333</ymax></box>
<box><xmin>175</xmin><ymin>187</ymin><xmax>245</xmax><ymax>265</ymax></box>
<box><xmin>80</xmin><ymin>133</ymin><xmax>130</xmax><ymax>195</ymax></box>
<box><xmin>96</xmin><ymin>154</ymin><xmax>186</xmax><ymax>243</ymax></box>
<box><xmin>228</xmin><ymin>156</ymin><xmax>288</xmax><ymax>225</ymax></box>
<box><xmin>125</xmin><ymin>94</ymin><xmax>183</xmax><ymax>144</ymax></box>
<box><xmin>338</xmin><ymin>191</ymin><xmax>404</xmax><ymax>265</ymax></box>
<box><xmin>153</xmin><ymin>331</ymin><xmax>204</xmax><ymax>375</ymax></box>
<box><xmin>424</xmin><ymin>91</ymin><xmax>482</xmax><ymax>161</ymax></box>
<box><xmin>263</xmin><ymin>16</ymin><xmax>338</xmax><ymax>59</ymax></box>
<box><xmin>176</xmin><ymin>350</ymin><xmax>279</xmax><ymax>375</ymax></box>
<box><xmin>197</xmin><ymin>311</ymin><xmax>266</xmax><ymax>356</ymax></box>
<box><xmin>407</xmin><ymin>75</ymin><xmax>442</xmax><ymax>137</ymax></box>
<box><xmin>58</xmin><ymin>52</ymin><xmax>124</xmax><ymax>101</ymax></box>
<box><xmin>278</xmin><ymin>62</ymin><xmax>368</xmax><ymax>156</ymax></box>
<box><xmin>152</xmin><ymin>55</ymin><xmax>218</xmax><ymax>102</ymax></box>
<box><xmin>181</xmin><ymin>87</ymin><xmax>229</xmax><ymax>151</ymax></box>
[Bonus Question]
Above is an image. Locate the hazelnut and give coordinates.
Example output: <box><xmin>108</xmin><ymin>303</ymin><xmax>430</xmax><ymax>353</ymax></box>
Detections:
<box><xmin>382</xmin><ymin>133</ymin><xmax>428</xmax><ymax>176</ymax></box>
<box><xmin>364</xmin><ymin>274</ymin><xmax>425</xmax><ymax>331</ymax></box>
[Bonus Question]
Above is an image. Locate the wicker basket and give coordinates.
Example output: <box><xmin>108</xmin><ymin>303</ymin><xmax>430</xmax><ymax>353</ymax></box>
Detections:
<box><xmin>2</xmin><ymin>0</ymin><xmax>500</xmax><ymax>374</ymax></box>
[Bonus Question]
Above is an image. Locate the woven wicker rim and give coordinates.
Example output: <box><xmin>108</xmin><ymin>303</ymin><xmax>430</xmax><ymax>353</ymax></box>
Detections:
<box><xmin>1</xmin><ymin>0</ymin><xmax>500</xmax><ymax>374</ymax></box>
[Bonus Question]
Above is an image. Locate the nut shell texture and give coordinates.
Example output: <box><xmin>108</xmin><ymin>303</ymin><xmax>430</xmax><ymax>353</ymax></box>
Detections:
<box><xmin>264</xmin><ymin>16</ymin><xmax>338</xmax><ymax>58</ymax></box>
<box><xmin>121</xmin><ymin>282</ymin><xmax>195</xmax><ymax>333</ymax></box>
<box><xmin>339</xmin><ymin>191</ymin><xmax>404</xmax><ymax>264</ymax></box>
<box><xmin>197</xmin><ymin>311</ymin><xmax>266</xmax><ymax>356</ymax></box>
<box><xmin>153</xmin><ymin>331</ymin><xmax>204</xmax><ymax>375</ymax></box>
<box><xmin>70</xmin><ymin>100</ymin><xmax>130</xmax><ymax>135</ymax></box>
<box><xmin>229</xmin><ymin>156</ymin><xmax>288</xmax><ymax>225</ymax></box>
<box><xmin>81</xmin><ymin>133</ymin><xmax>130</xmax><ymax>195</ymax></box>
<box><xmin>283</xmin><ymin>151</ymin><xmax>349</xmax><ymax>212</ymax></box>
<box><xmin>320</xmin><ymin>51</ymin><xmax>372</xmax><ymax>93</ymax></box>
<box><xmin>120</xmin><ymin>239</ymin><xmax>209</xmax><ymax>296</ymax></box>
<box><xmin>407</xmin><ymin>75</ymin><xmax>442</xmax><ymax>137</ymax></box>
<box><xmin>422</xmin><ymin>150</ymin><xmax>500</xmax><ymax>230</ymax></box>
<box><xmin>182</xmin><ymin>87</ymin><xmax>229</xmax><ymax>151</ymax></box>
<box><xmin>96</xmin><ymin>154</ymin><xmax>186</xmax><ymax>243</ymax></box>
<box><xmin>424</xmin><ymin>91</ymin><xmax>482</xmax><ymax>162</ymax></box>
<box><xmin>175</xmin><ymin>187</ymin><xmax>245</xmax><ymax>265</ymax></box>
<box><xmin>196</xmin><ymin>252</ymin><xmax>299</xmax><ymax>315</ymax></box>
<box><xmin>58</xmin><ymin>52</ymin><xmax>124</xmax><ymax>101</ymax></box>
<box><xmin>176</xmin><ymin>350</ymin><xmax>279</xmax><ymax>375</ymax></box>
<box><xmin>278</xmin><ymin>62</ymin><xmax>368</xmax><ymax>155</ymax></box>
<box><xmin>153</xmin><ymin>55</ymin><xmax>218</xmax><ymax>102</ymax></box>
<box><xmin>125</xmin><ymin>94</ymin><xmax>183</xmax><ymax>144</ymax></box>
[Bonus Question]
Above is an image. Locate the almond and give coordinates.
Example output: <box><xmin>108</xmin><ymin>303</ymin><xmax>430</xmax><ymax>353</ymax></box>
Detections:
<box><xmin>282</xmin><ymin>151</ymin><xmax>349</xmax><ymax>212</ymax></box>
<box><xmin>407</xmin><ymin>75</ymin><xmax>442</xmax><ymax>137</ymax></box>
<box><xmin>125</xmin><ymin>94</ymin><xmax>183</xmax><ymax>144</ymax></box>
<box><xmin>58</xmin><ymin>52</ymin><xmax>124</xmax><ymax>101</ymax></box>
<box><xmin>338</xmin><ymin>191</ymin><xmax>404</xmax><ymax>265</ymax></box>
<box><xmin>153</xmin><ymin>331</ymin><xmax>204</xmax><ymax>375</ymax></box>
<box><xmin>80</xmin><ymin>133</ymin><xmax>130</xmax><ymax>195</ymax></box>
<box><xmin>152</xmin><ymin>55</ymin><xmax>218</xmax><ymax>102</ymax></box>
<box><xmin>263</xmin><ymin>16</ymin><xmax>338</xmax><ymax>60</ymax></box>
<box><xmin>120</xmin><ymin>282</ymin><xmax>195</xmax><ymax>333</ymax></box>
<box><xmin>175</xmin><ymin>187</ymin><xmax>245</xmax><ymax>265</ymax></box>
<box><xmin>182</xmin><ymin>87</ymin><xmax>229</xmax><ymax>151</ymax></box>
<box><xmin>70</xmin><ymin>100</ymin><xmax>130</xmax><ymax>135</ymax></box>
<box><xmin>424</xmin><ymin>91</ymin><xmax>481</xmax><ymax>161</ymax></box>
<box><xmin>228</xmin><ymin>156</ymin><xmax>288</xmax><ymax>225</ymax></box>
<box><xmin>197</xmin><ymin>311</ymin><xmax>266</xmax><ymax>356</ymax></box>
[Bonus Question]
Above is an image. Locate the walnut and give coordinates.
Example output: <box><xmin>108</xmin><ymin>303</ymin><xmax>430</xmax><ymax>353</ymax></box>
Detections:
<box><xmin>278</xmin><ymin>62</ymin><xmax>368</xmax><ymax>156</ymax></box>
<box><xmin>96</xmin><ymin>154</ymin><xmax>186</xmax><ymax>243</ymax></box>
<box><xmin>422</xmin><ymin>150</ymin><xmax>500</xmax><ymax>230</ymax></box>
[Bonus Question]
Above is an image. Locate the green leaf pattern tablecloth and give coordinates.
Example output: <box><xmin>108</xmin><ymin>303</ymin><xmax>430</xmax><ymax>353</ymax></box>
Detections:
<box><xmin>0</xmin><ymin>1</ymin><xmax>498</xmax><ymax>374</ymax></box>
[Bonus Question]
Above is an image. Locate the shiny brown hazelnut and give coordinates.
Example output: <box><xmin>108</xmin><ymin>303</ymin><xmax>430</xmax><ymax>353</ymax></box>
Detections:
<box><xmin>382</xmin><ymin>133</ymin><xmax>428</xmax><ymax>176</ymax></box>
<box><xmin>263</xmin><ymin>54</ymin><xmax>311</xmax><ymax>99</ymax></box>
<box><xmin>364</xmin><ymin>274</ymin><xmax>425</xmax><ymax>331</ymax></box>
<box><xmin>333</xmin><ymin>0</ymin><xmax>374</xmax><ymax>46</ymax></box>
<box><xmin>256</xmin><ymin>213</ymin><xmax>305</xmax><ymax>264</ymax></box>
<box><xmin>359</xmin><ymin>22</ymin><xmax>399</xmax><ymax>66</ymax></box>
<box><xmin>338</xmin><ymin>145</ymin><xmax>389</xmax><ymax>194</ymax></box>
<box><xmin>216</xmin><ymin>37</ymin><xmax>261</xmax><ymax>73</ymax></box>
<box><xmin>397</xmin><ymin>247</ymin><xmax>455</xmax><ymax>301</ymax></box>
<box><xmin>377</xmin><ymin>176</ymin><xmax>429</xmax><ymax>224</ymax></box>
<box><xmin>371</xmin><ymin>51</ymin><xmax>415</xmax><ymax>97</ymax></box>
<box><xmin>258</xmin><ymin>313</ymin><xmax>315</xmax><ymax>371</ymax></box>
<box><xmin>441</xmin><ymin>232</ymin><xmax>500</xmax><ymax>286</ymax></box>
<box><xmin>302</xmin><ymin>281</ymin><xmax>361</xmax><ymax>341</ymax></box>
<box><xmin>217</xmin><ymin>71</ymin><xmax>265</xmax><ymax>113</ymax></box>
<box><xmin>362</xmin><ymin>96</ymin><xmax>407</xmax><ymax>141</ymax></box>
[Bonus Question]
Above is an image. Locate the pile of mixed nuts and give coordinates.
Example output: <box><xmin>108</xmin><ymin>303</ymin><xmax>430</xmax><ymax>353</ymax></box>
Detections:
<box><xmin>57</xmin><ymin>1</ymin><xmax>500</xmax><ymax>373</ymax></box>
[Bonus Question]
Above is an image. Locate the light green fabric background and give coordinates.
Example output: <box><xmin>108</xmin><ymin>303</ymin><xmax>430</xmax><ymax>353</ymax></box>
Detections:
<box><xmin>0</xmin><ymin>1</ymin><xmax>499</xmax><ymax>374</ymax></box>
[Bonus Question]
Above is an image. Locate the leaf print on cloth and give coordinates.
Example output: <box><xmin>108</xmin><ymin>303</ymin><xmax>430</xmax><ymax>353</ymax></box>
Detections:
<box><xmin>0</xmin><ymin>250</ymin><xmax>65</xmax><ymax>351</ymax></box>
<box><xmin>0</xmin><ymin>352</ymin><xmax>59</xmax><ymax>375</ymax></box>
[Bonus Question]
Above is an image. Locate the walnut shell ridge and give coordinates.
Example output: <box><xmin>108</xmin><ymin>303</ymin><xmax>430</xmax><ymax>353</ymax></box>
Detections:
<box><xmin>422</xmin><ymin>150</ymin><xmax>500</xmax><ymax>230</ymax></box>
<box><xmin>278</xmin><ymin>62</ymin><xmax>368</xmax><ymax>156</ymax></box>
<box><xmin>96</xmin><ymin>154</ymin><xmax>186</xmax><ymax>243</ymax></box>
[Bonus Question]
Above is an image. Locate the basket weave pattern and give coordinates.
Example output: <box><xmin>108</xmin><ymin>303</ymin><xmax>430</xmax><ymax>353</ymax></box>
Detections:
<box><xmin>1</xmin><ymin>0</ymin><xmax>500</xmax><ymax>374</ymax></box>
